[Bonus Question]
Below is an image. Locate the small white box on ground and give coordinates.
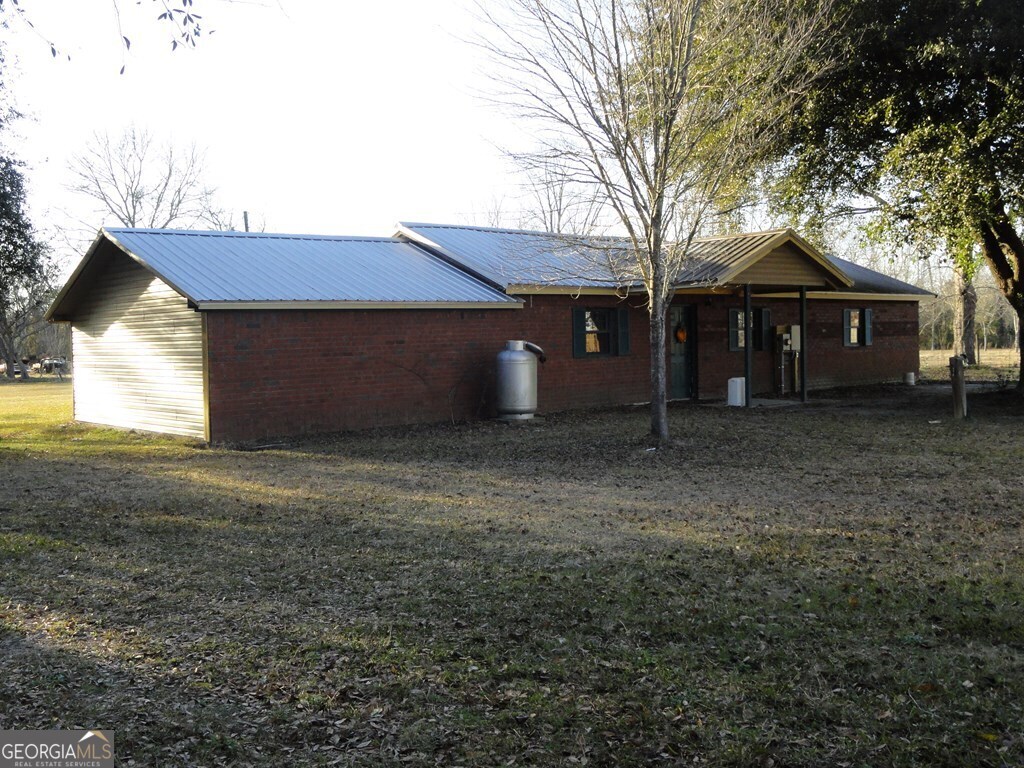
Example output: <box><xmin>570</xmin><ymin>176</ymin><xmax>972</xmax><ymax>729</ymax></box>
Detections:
<box><xmin>727</xmin><ymin>377</ymin><xmax>746</xmax><ymax>406</ymax></box>
<box><xmin>904</xmin><ymin>372</ymin><xmax>916</xmax><ymax>386</ymax></box>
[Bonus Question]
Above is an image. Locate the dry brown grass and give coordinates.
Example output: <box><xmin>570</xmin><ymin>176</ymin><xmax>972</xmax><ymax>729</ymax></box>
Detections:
<box><xmin>1</xmin><ymin>379</ymin><xmax>1022</xmax><ymax>766</ymax></box>
<box><xmin>920</xmin><ymin>348</ymin><xmax>1021</xmax><ymax>384</ymax></box>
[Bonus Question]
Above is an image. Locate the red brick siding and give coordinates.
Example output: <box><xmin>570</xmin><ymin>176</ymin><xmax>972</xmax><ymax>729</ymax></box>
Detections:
<box><xmin>802</xmin><ymin>300</ymin><xmax>920</xmax><ymax>390</ymax></box>
<box><xmin>205</xmin><ymin>294</ymin><xmax>920</xmax><ymax>441</ymax></box>
<box><xmin>205</xmin><ymin>295</ymin><xmax>653</xmax><ymax>441</ymax></box>
<box><xmin>688</xmin><ymin>297</ymin><xmax>920</xmax><ymax>397</ymax></box>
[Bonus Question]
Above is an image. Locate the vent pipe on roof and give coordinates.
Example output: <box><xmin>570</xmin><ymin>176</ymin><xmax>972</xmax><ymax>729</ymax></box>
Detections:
<box><xmin>243</xmin><ymin>211</ymin><xmax>250</xmax><ymax>233</ymax></box>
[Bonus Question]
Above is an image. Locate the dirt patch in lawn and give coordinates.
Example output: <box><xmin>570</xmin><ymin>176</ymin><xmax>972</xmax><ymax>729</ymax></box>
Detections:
<box><xmin>1</xmin><ymin>383</ymin><xmax>1022</xmax><ymax>766</ymax></box>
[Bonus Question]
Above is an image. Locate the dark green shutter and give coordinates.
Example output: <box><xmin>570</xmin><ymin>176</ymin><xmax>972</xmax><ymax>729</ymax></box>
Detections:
<box><xmin>863</xmin><ymin>308</ymin><xmax>873</xmax><ymax>346</ymax></box>
<box><xmin>729</xmin><ymin>309</ymin><xmax>740</xmax><ymax>351</ymax></box>
<box><xmin>572</xmin><ymin>308</ymin><xmax>587</xmax><ymax>358</ymax></box>
<box><xmin>617</xmin><ymin>308</ymin><xmax>630</xmax><ymax>356</ymax></box>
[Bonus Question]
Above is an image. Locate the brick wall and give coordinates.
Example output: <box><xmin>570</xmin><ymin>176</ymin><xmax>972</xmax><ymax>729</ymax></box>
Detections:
<box><xmin>686</xmin><ymin>296</ymin><xmax>920</xmax><ymax>398</ymax></box>
<box><xmin>205</xmin><ymin>294</ymin><xmax>920</xmax><ymax>441</ymax></box>
<box><xmin>205</xmin><ymin>295</ymin><xmax>653</xmax><ymax>441</ymax></box>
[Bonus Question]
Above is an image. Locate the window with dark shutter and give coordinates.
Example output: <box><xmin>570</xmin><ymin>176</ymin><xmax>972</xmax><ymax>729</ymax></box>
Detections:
<box><xmin>730</xmin><ymin>308</ymin><xmax>771</xmax><ymax>351</ymax></box>
<box><xmin>617</xmin><ymin>307</ymin><xmax>630</xmax><ymax>355</ymax></box>
<box><xmin>844</xmin><ymin>308</ymin><xmax>873</xmax><ymax>347</ymax></box>
<box><xmin>572</xmin><ymin>307</ymin><xmax>631</xmax><ymax>358</ymax></box>
<box><xmin>729</xmin><ymin>308</ymin><xmax>745</xmax><ymax>351</ymax></box>
<box><xmin>844</xmin><ymin>308</ymin><xmax>858</xmax><ymax>346</ymax></box>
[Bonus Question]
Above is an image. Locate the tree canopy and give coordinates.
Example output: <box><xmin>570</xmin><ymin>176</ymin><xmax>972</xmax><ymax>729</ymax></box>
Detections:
<box><xmin>0</xmin><ymin>153</ymin><xmax>41</xmax><ymax>291</ymax></box>
<box><xmin>774</xmin><ymin>0</ymin><xmax>1024</xmax><ymax>385</ymax></box>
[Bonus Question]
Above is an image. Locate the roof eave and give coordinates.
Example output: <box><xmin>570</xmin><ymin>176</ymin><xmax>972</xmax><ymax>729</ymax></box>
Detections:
<box><xmin>506</xmin><ymin>283</ymin><xmax>631</xmax><ymax>296</ymax></box>
<box><xmin>46</xmin><ymin>228</ymin><xmax>199</xmax><ymax>322</ymax></box>
<box><xmin>45</xmin><ymin>229</ymin><xmax>108</xmax><ymax>322</ymax></box>
<box><xmin>195</xmin><ymin>299</ymin><xmax>524</xmax><ymax>311</ymax></box>
<box><xmin>755</xmin><ymin>290</ymin><xmax>931</xmax><ymax>302</ymax></box>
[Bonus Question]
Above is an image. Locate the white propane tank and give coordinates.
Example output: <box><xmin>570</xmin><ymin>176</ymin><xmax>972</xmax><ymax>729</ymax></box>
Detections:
<box><xmin>496</xmin><ymin>340</ymin><xmax>539</xmax><ymax>420</ymax></box>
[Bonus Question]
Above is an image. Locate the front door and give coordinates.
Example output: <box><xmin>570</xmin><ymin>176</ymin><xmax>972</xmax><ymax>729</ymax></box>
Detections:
<box><xmin>670</xmin><ymin>305</ymin><xmax>695</xmax><ymax>399</ymax></box>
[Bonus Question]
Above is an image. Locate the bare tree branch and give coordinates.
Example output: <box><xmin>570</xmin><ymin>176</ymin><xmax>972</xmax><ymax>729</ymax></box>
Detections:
<box><xmin>67</xmin><ymin>125</ymin><xmax>230</xmax><ymax>230</ymax></box>
<box><xmin>479</xmin><ymin>0</ymin><xmax>838</xmax><ymax>440</ymax></box>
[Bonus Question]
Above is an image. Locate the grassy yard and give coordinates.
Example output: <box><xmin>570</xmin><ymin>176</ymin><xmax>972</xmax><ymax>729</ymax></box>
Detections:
<box><xmin>920</xmin><ymin>348</ymin><xmax>1021</xmax><ymax>385</ymax></box>
<box><xmin>1</xmin><ymin>378</ymin><xmax>1022</xmax><ymax>766</ymax></box>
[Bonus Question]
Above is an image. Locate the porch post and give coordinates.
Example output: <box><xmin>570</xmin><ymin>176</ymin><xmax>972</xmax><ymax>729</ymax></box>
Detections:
<box><xmin>800</xmin><ymin>285</ymin><xmax>808</xmax><ymax>403</ymax></box>
<box><xmin>744</xmin><ymin>284</ymin><xmax>753</xmax><ymax>408</ymax></box>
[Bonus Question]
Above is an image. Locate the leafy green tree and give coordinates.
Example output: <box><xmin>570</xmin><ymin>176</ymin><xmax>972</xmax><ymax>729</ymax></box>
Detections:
<box><xmin>0</xmin><ymin>152</ymin><xmax>48</xmax><ymax>378</ymax></box>
<box><xmin>773</xmin><ymin>0</ymin><xmax>1024</xmax><ymax>389</ymax></box>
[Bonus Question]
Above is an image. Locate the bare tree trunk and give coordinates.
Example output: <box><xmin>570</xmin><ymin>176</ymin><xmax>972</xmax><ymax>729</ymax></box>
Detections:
<box><xmin>1019</xmin><ymin>325</ymin><xmax>1024</xmax><ymax>383</ymax></box>
<box><xmin>978</xmin><ymin>216</ymin><xmax>1024</xmax><ymax>392</ymax></box>
<box><xmin>649</xmin><ymin>293</ymin><xmax>669</xmax><ymax>442</ymax></box>
<box><xmin>0</xmin><ymin>335</ymin><xmax>16</xmax><ymax>379</ymax></box>
<box><xmin>953</xmin><ymin>267</ymin><xmax>978</xmax><ymax>364</ymax></box>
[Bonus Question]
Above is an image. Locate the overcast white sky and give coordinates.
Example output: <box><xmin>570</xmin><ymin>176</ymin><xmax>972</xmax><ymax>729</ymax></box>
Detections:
<box><xmin>1</xmin><ymin>0</ymin><xmax>530</xmax><ymax>267</ymax></box>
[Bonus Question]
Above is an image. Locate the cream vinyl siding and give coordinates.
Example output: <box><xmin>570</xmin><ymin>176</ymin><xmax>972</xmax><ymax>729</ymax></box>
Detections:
<box><xmin>733</xmin><ymin>245</ymin><xmax>832</xmax><ymax>286</ymax></box>
<box><xmin>72</xmin><ymin>256</ymin><xmax>206</xmax><ymax>438</ymax></box>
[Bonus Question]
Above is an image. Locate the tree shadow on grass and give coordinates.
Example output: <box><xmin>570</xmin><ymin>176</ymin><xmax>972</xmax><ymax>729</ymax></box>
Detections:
<box><xmin>2</xmin><ymin>436</ymin><xmax>1024</xmax><ymax>765</ymax></box>
<box><xmin>1</xmin><ymin>400</ymin><xmax>1022</xmax><ymax>766</ymax></box>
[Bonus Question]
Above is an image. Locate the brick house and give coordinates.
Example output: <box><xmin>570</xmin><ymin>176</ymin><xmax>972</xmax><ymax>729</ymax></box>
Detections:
<box><xmin>46</xmin><ymin>224</ymin><xmax>929</xmax><ymax>442</ymax></box>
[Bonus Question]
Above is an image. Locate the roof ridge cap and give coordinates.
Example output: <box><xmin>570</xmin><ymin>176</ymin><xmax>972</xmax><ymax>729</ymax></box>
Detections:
<box><xmin>399</xmin><ymin>221</ymin><xmax>609</xmax><ymax>239</ymax></box>
<box><xmin>104</xmin><ymin>227</ymin><xmax>402</xmax><ymax>243</ymax></box>
<box><xmin>694</xmin><ymin>228</ymin><xmax>792</xmax><ymax>243</ymax></box>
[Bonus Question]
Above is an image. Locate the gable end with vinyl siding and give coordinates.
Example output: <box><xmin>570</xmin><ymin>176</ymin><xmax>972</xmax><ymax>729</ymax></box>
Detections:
<box><xmin>70</xmin><ymin>252</ymin><xmax>206</xmax><ymax>439</ymax></box>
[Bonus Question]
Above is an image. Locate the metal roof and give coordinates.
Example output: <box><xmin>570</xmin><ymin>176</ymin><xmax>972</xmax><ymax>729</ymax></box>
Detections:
<box><xmin>48</xmin><ymin>224</ymin><xmax>929</xmax><ymax>322</ymax></box>
<box><xmin>678</xmin><ymin>229</ymin><xmax>853</xmax><ymax>286</ymax></box>
<box><xmin>396</xmin><ymin>223</ymin><xmax>853</xmax><ymax>291</ymax></box>
<box><xmin>394</xmin><ymin>222</ymin><xmax>634</xmax><ymax>290</ymax></box>
<box><xmin>826</xmin><ymin>254</ymin><xmax>934</xmax><ymax>296</ymax></box>
<box><xmin>678</xmin><ymin>230</ymin><xmax>789</xmax><ymax>284</ymax></box>
<box><xmin>49</xmin><ymin>228</ymin><xmax>519</xmax><ymax>319</ymax></box>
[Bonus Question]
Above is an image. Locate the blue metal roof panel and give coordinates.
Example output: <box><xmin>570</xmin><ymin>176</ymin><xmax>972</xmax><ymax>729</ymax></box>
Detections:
<box><xmin>397</xmin><ymin>223</ymin><xmax>807</xmax><ymax>288</ymax></box>
<box><xmin>396</xmin><ymin>223</ymin><xmax>634</xmax><ymax>289</ymax></box>
<box><xmin>399</xmin><ymin>223</ymin><xmax>914</xmax><ymax>294</ymax></box>
<box><xmin>103</xmin><ymin>228</ymin><xmax>518</xmax><ymax>305</ymax></box>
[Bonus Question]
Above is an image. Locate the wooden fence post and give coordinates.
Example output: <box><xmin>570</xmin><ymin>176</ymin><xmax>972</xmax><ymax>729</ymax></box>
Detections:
<box><xmin>949</xmin><ymin>356</ymin><xmax>967</xmax><ymax>419</ymax></box>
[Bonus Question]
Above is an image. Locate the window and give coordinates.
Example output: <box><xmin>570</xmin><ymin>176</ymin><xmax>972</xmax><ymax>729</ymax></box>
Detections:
<box><xmin>572</xmin><ymin>307</ymin><xmax>630</xmax><ymax>358</ymax></box>
<box><xmin>843</xmin><ymin>308</ymin><xmax>873</xmax><ymax>347</ymax></box>
<box><xmin>729</xmin><ymin>308</ymin><xmax>772</xmax><ymax>352</ymax></box>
